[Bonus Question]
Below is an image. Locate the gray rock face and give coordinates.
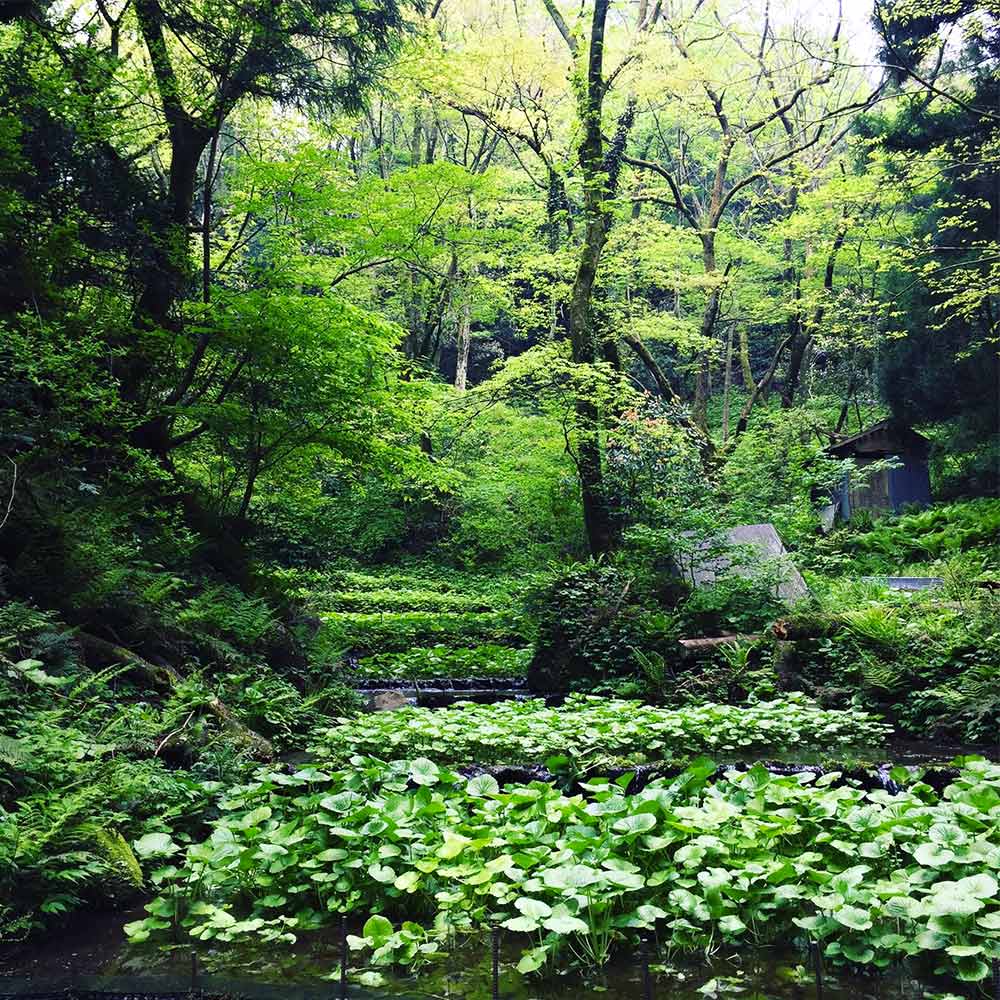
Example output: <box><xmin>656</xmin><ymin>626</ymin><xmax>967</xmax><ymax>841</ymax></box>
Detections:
<box><xmin>368</xmin><ymin>690</ymin><xmax>414</xmax><ymax>712</ymax></box>
<box><xmin>678</xmin><ymin>523</ymin><xmax>810</xmax><ymax>604</ymax></box>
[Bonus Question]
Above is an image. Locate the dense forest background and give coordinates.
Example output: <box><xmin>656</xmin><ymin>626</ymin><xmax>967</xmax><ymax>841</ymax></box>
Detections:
<box><xmin>1</xmin><ymin>0</ymin><xmax>998</xmax><ymax>952</ymax></box>
<box><xmin>1</xmin><ymin>0</ymin><xmax>996</xmax><ymax>585</ymax></box>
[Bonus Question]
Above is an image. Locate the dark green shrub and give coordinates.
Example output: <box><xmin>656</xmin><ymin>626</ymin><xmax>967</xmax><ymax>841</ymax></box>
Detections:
<box><xmin>525</xmin><ymin>562</ymin><xmax>672</xmax><ymax>692</ymax></box>
<box><xmin>676</xmin><ymin>575</ymin><xmax>786</xmax><ymax>637</ymax></box>
<box><xmin>217</xmin><ymin>670</ymin><xmax>360</xmax><ymax>751</ymax></box>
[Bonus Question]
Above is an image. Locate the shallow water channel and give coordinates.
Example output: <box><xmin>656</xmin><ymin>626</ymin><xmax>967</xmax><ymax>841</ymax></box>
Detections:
<box><xmin>0</xmin><ymin>905</ymin><xmax>965</xmax><ymax>1000</ymax></box>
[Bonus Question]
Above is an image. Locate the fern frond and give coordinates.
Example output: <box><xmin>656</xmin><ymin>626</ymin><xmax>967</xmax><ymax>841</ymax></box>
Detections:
<box><xmin>859</xmin><ymin>653</ymin><xmax>903</xmax><ymax>692</ymax></box>
<box><xmin>0</xmin><ymin>733</ymin><xmax>28</xmax><ymax>768</ymax></box>
<box><xmin>92</xmin><ymin>827</ymin><xmax>144</xmax><ymax>888</ymax></box>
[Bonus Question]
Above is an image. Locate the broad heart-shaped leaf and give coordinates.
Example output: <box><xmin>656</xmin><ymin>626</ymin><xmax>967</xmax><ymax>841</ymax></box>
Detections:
<box><xmin>123</xmin><ymin>918</ymin><xmax>153</xmax><ymax>942</ymax></box>
<box><xmin>586</xmin><ymin>796</ymin><xmax>628</xmax><ymax>816</ymax></box>
<box><xmin>604</xmin><ymin>869</ymin><xmax>646</xmax><ymax>890</ymax></box>
<box><xmin>743</xmin><ymin>764</ymin><xmax>772</xmax><ymax>791</ymax></box>
<box><xmin>466</xmin><ymin>774</ymin><xmax>500</xmax><ymax>797</ymax></box>
<box><xmin>914</xmin><ymin>843</ymin><xmax>956</xmax><ymax>867</ymax></box>
<box><xmin>976</xmin><ymin>911</ymin><xmax>1000</xmax><ymax>930</ymax></box>
<box><xmin>240</xmin><ymin>806</ymin><xmax>272</xmax><ymax>829</ymax></box>
<box><xmin>615</xmin><ymin>904</ymin><xmax>667</xmax><ymax>929</ymax></box>
<box><xmin>955</xmin><ymin>957</ymin><xmax>990</xmax><ymax>982</ymax></box>
<box><xmin>394</xmin><ymin>870</ymin><xmax>420</xmax><ymax>892</ymax></box>
<box><xmin>503</xmin><ymin>915</ymin><xmax>541</xmax><ymax>933</ymax></box>
<box><xmin>929</xmin><ymin>822</ymin><xmax>968</xmax><ymax>846</ymax></box>
<box><xmin>516</xmin><ymin>946</ymin><xmax>548</xmax><ymax>974</ymax></box>
<box><xmin>367</xmin><ymin>862</ymin><xmax>396</xmax><ymax>884</ymax></box>
<box><xmin>956</xmin><ymin>874</ymin><xmax>998</xmax><ymax>899</ymax></box>
<box><xmin>831</xmin><ymin>865</ymin><xmax>870</xmax><ymax>892</ymax></box>
<box><xmin>832</xmin><ymin>905</ymin><xmax>873</xmax><ymax>931</ymax></box>
<box><xmin>718</xmin><ymin>914</ymin><xmax>747</xmax><ymax>935</ymax></box>
<box><xmin>885</xmin><ymin>895</ymin><xmax>920</xmax><ymax>919</ymax></box>
<box><xmin>409</xmin><ymin>758</ymin><xmax>441</xmax><ymax>786</ymax></box>
<box><xmin>842</xmin><ymin>942</ymin><xmax>875</xmax><ymax>964</ymax></box>
<box><xmin>133</xmin><ymin>832</ymin><xmax>179</xmax><ymax>859</ymax></box>
<box><xmin>437</xmin><ymin>830</ymin><xmax>471</xmax><ymax>860</ymax></box>
<box><xmin>946</xmin><ymin>944</ymin><xmax>984</xmax><ymax>957</ymax></box>
<box><xmin>926</xmin><ymin>881</ymin><xmax>989</xmax><ymax>917</ymax></box>
<box><xmin>613</xmin><ymin>813</ymin><xmax>657</xmax><ymax>835</ymax></box>
<box><xmin>668</xmin><ymin>888</ymin><xmax>711</xmax><ymax>922</ymax></box>
<box><xmin>362</xmin><ymin>915</ymin><xmax>394</xmax><ymax>947</ymax></box>
<box><xmin>542</xmin><ymin>864</ymin><xmax>601</xmax><ymax>891</ymax></box>
<box><xmin>543</xmin><ymin>913</ymin><xmax>589</xmax><ymax>935</ymax></box>
<box><xmin>515</xmin><ymin>897</ymin><xmax>553</xmax><ymax>920</ymax></box>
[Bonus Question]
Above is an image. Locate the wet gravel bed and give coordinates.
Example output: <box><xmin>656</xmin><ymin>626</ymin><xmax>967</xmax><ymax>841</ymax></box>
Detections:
<box><xmin>351</xmin><ymin>676</ymin><xmax>528</xmax><ymax>691</ymax></box>
<box><xmin>457</xmin><ymin>759</ymin><xmax>968</xmax><ymax>796</ymax></box>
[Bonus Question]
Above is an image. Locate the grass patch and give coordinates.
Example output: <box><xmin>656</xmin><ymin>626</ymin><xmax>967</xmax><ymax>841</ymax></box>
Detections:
<box><xmin>322</xmin><ymin>589</ymin><xmax>495</xmax><ymax>613</ymax></box>
<box><xmin>354</xmin><ymin>644</ymin><xmax>531</xmax><ymax>681</ymax></box>
<box><xmin>319</xmin><ymin>610</ymin><xmax>528</xmax><ymax>654</ymax></box>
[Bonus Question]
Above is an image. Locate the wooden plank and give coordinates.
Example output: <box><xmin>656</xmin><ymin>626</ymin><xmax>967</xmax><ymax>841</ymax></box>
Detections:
<box><xmin>678</xmin><ymin>634</ymin><xmax>761</xmax><ymax>658</ymax></box>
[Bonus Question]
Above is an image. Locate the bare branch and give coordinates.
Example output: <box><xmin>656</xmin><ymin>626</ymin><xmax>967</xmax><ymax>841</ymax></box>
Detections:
<box><xmin>540</xmin><ymin>0</ymin><xmax>578</xmax><ymax>55</ymax></box>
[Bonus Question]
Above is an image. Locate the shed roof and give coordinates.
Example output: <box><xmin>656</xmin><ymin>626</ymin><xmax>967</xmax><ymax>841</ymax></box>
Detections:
<box><xmin>828</xmin><ymin>419</ymin><xmax>930</xmax><ymax>458</ymax></box>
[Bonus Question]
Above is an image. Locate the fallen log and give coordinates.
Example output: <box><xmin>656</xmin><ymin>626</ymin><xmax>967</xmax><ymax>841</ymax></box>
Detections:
<box><xmin>771</xmin><ymin>617</ymin><xmax>837</xmax><ymax>640</ymax></box>
<box><xmin>77</xmin><ymin>631</ymin><xmax>274</xmax><ymax>760</ymax></box>
<box><xmin>678</xmin><ymin>634</ymin><xmax>761</xmax><ymax>658</ymax></box>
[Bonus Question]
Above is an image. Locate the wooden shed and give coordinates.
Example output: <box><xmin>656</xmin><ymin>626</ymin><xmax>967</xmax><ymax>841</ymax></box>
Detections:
<box><xmin>828</xmin><ymin>420</ymin><xmax>932</xmax><ymax>519</ymax></box>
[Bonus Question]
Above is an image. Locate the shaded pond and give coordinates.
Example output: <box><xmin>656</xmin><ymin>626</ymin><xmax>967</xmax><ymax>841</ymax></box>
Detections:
<box><xmin>0</xmin><ymin>906</ymin><xmax>959</xmax><ymax>1000</ymax></box>
<box><xmin>4</xmin><ymin>745</ymin><xmax>996</xmax><ymax>999</ymax></box>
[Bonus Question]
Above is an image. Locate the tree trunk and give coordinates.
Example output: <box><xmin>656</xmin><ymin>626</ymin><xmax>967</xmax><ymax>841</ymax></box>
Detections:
<box><xmin>692</xmin><ymin>238</ymin><xmax>727</xmax><ymax>429</ymax></box>
<box><xmin>783</xmin><ymin>210</ymin><xmax>849</xmax><ymax>408</ymax></box>
<box><xmin>835</xmin><ymin>348</ymin><xmax>859</xmax><ymax>433</ymax></box>
<box><xmin>560</xmin><ymin>0</ymin><xmax>618</xmax><ymax>556</ymax></box>
<box><xmin>739</xmin><ymin>324</ymin><xmax>753</xmax><ymax>387</ymax></box>
<box><xmin>734</xmin><ymin>331</ymin><xmax>796</xmax><ymax>436</ymax></box>
<box><xmin>454</xmin><ymin>300</ymin><xmax>471</xmax><ymax>391</ymax></box>
<box><xmin>782</xmin><ymin>330</ymin><xmax>809</xmax><ymax>408</ymax></box>
<box><xmin>410</xmin><ymin>108</ymin><xmax>422</xmax><ymax>166</ymax></box>
<box><xmin>623</xmin><ymin>331</ymin><xmax>680</xmax><ymax>403</ymax></box>
<box><xmin>721</xmin><ymin>321</ymin><xmax>733</xmax><ymax>442</ymax></box>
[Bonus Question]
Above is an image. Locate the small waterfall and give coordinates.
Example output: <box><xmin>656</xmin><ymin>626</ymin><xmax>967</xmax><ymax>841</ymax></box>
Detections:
<box><xmin>874</xmin><ymin>764</ymin><xmax>896</xmax><ymax>793</ymax></box>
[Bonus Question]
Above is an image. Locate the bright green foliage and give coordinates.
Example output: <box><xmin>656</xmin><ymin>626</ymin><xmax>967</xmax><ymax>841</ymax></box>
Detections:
<box><xmin>318</xmin><ymin>611</ymin><xmax>527</xmax><ymax>655</ymax></box>
<box><xmin>434</xmin><ymin>401</ymin><xmax>588</xmax><ymax>565</ymax></box>
<box><xmin>676</xmin><ymin>574</ymin><xmax>786</xmax><ymax>637</ymax></box>
<box><xmin>0</xmin><ymin>601</ymin><xmax>358</xmax><ymax>935</ymax></box>
<box><xmin>792</xmin><ymin>593</ymin><xmax>1000</xmax><ymax>743</ymax></box>
<box><xmin>355</xmin><ymin>645</ymin><xmax>531</xmax><ymax>681</ymax></box>
<box><xmin>839</xmin><ymin>500</ymin><xmax>1000</xmax><ymax>567</ymax></box>
<box><xmin>0</xmin><ymin>0</ymin><xmax>997</xmax><ymax>981</ymax></box>
<box><xmin>322</xmin><ymin>590</ymin><xmax>493</xmax><ymax>613</ymax></box>
<box><xmin>127</xmin><ymin>755</ymin><xmax>1000</xmax><ymax>983</ymax></box>
<box><xmin>315</xmin><ymin>695</ymin><xmax>888</xmax><ymax>768</ymax></box>
<box><xmin>719</xmin><ymin>410</ymin><xmax>854</xmax><ymax>547</ymax></box>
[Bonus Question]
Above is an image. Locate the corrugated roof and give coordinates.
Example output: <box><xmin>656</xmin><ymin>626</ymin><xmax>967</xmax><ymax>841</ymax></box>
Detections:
<box><xmin>828</xmin><ymin>419</ymin><xmax>929</xmax><ymax>456</ymax></box>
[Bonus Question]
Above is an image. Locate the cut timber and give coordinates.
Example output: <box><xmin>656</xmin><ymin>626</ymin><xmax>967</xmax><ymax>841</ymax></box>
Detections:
<box><xmin>679</xmin><ymin>635</ymin><xmax>760</xmax><ymax>659</ymax></box>
<box><xmin>772</xmin><ymin>618</ymin><xmax>836</xmax><ymax>640</ymax></box>
<box><xmin>678</xmin><ymin>523</ymin><xmax>810</xmax><ymax>604</ymax></box>
<box><xmin>78</xmin><ymin>632</ymin><xmax>274</xmax><ymax>760</ymax></box>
